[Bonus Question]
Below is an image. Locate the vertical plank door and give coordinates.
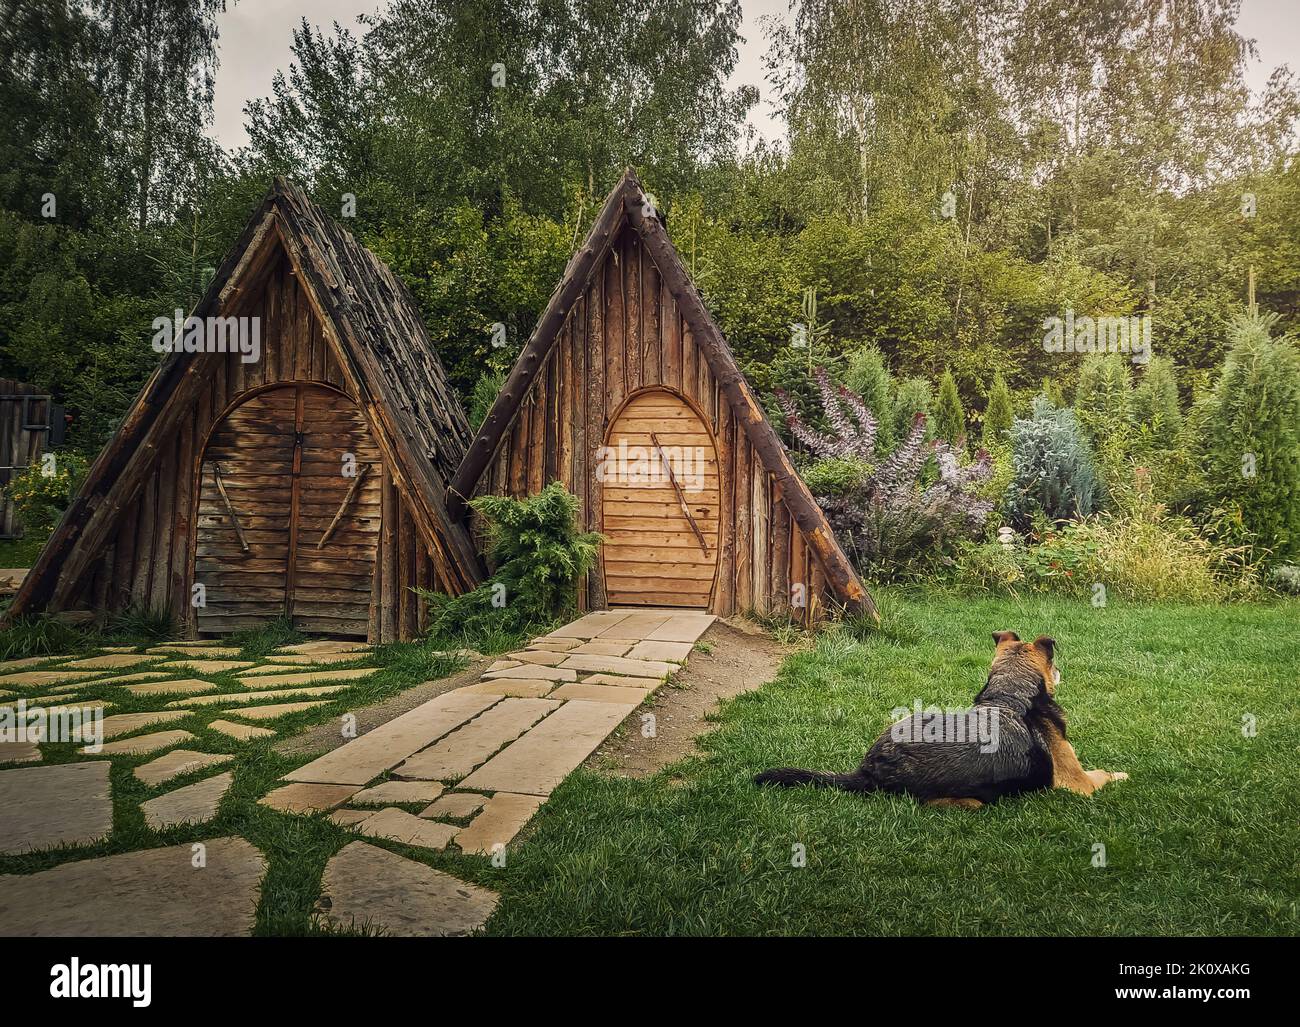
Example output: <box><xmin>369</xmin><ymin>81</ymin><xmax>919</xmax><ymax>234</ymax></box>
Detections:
<box><xmin>601</xmin><ymin>389</ymin><xmax>720</xmax><ymax>608</ymax></box>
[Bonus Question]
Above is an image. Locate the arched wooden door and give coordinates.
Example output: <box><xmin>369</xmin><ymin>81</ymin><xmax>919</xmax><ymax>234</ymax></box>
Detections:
<box><xmin>193</xmin><ymin>384</ymin><xmax>382</xmax><ymax>636</ymax></box>
<box><xmin>601</xmin><ymin>389</ymin><xmax>720</xmax><ymax>608</ymax></box>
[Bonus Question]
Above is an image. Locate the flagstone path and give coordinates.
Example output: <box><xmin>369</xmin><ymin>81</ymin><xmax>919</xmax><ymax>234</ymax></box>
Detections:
<box><xmin>0</xmin><ymin>608</ymin><xmax>716</xmax><ymax>937</ymax></box>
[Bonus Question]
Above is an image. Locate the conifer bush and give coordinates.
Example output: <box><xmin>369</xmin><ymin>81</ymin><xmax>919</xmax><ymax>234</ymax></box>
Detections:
<box><xmin>1004</xmin><ymin>398</ymin><xmax>1103</xmax><ymax>530</ymax></box>
<box><xmin>981</xmin><ymin>372</ymin><xmax>1013</xmax><ymax>446</ymax></box>
<box><xmin>935</xmin><ymin>370</ymin><xmax>966</xmax><ymax>446</ymax></box>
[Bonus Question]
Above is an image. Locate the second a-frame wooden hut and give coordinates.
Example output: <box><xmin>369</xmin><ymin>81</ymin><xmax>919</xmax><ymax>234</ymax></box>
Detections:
<box><xmin>7</xmin><ymin>178</ymin><xmax>483</xmax><ymax>641</ymax></box>
<box><xmin>450</xmin><ymin>169</ymin><xmax>878</xmax><ymax>624</ymax></box>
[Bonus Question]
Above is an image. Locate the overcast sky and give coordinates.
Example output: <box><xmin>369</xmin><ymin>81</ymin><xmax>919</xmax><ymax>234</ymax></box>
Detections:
<box><xmin>210</xmin><ymin>0</ymin><xmax>1300</xmax><ymax>154</ymax></box>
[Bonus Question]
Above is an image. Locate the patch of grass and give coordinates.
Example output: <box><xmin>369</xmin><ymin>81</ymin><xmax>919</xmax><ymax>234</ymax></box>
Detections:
<box><xmin>0</xmin><ymin>615</ymin><xmax>92</xmax><ymax>660</ymax></box>
<box><xmin>0</xmin><ymin>535</ymin><xmax>46</xmax><ymax>567</ymax></box>
<box><xmin>482</xmin><ymin>591</ymin><xmax>1299</xmax><ymax>936</ymax></box>
<box><xmin>227</xmin><ymin>617</ymin><xmax>304</xmax><ymax>659</ymax></box>
<box><xmin>104</xmin><ymin>605</ymin><xmax>175</xmax><ymax>643</ymax></box>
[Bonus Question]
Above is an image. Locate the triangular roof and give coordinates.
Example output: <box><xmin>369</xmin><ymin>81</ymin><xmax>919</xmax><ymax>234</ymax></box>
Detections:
<box><xmin>8</xmin><ymin>177</ymin><xmax>483</xmax><ymax>619</ymax></box>
<box><xmin>449</xmin><ymin>168</ymin><xmax>877</xmax><ymax>622</ymax></box>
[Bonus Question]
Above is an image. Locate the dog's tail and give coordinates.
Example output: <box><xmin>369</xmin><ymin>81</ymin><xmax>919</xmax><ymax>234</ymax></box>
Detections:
<box><xmin>753</xmin><ymin>767</ymin><xmax>875</xmax><ymax>793</ymax></box>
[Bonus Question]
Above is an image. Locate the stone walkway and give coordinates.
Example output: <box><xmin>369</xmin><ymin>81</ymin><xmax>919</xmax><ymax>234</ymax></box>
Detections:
<box><xmin>0</xmin><ymin>609</ymin><xmax>715</xmax><ymax>937</ymax></box>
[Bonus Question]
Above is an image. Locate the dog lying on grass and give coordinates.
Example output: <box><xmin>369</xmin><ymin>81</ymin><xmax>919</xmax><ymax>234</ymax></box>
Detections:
<box><xmin>755</xmin><ymin>631</ymin><xmax>1128</xmax><ymax>808</ymax></box>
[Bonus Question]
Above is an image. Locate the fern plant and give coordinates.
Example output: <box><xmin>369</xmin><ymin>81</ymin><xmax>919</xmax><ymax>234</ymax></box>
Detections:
<box><xmin>778</xmin><ymin>367</ymin><xmax>993</xmax><ymax>579</ymax></box>
<box><xmin>418</xmin><ymin>482</ymin><xmax>603</xmax><ymax>646</ymax></box>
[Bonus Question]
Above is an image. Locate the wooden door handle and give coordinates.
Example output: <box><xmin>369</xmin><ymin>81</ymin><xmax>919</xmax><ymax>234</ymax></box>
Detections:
<box><xmin>318</xmin><ymin>463</ymin><xmax>371</xmax><ymax>549</ymax></box>
<box><xmin>211</xmin><ymin>462</ymin><xmax>250</xmax><ymax>552</ymax></box>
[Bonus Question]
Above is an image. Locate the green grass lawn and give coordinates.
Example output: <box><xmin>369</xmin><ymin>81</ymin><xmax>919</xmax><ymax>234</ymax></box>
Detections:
<box><xmin>484</xmin><ymin>591</ymin><xmax>1299</xmax><ymax>936</ymax></box>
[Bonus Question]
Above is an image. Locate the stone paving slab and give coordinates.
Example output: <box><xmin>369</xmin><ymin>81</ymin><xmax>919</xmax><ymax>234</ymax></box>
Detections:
<box><xmin>542</xmin><ymin>611</ymin><xmax>633</xmax><ymax>639</ymax></box>
<box><xmin>328</xmin><ymin>808</ymin><xmax>374</xmax><ymax>827</ymax></box>
<box><xmin>507</xmin><ymin>650</ymin><xmax>566</xmax><ymax>666</ymax></box>
<box><xmin>592</xmin><ymin>611</ymin><xmax>672</xmax><ymax>639</ymax></box>
<box><xmin>153</xmin><ymin>640</ymin><xmax>223</xmax><ymax>648</ymax></box>
<box><xmin>166</xmin><ymin>684</ymin><xmax>349</xmax><ymax>707</ymax></box>
<box><xmin>146</xmin><ymin>646</ymin><xmax>242</xmax><ymax>657</ymax></box>
<box><xmin>134</xmin><ymin>749</ymin><xmax>235</xmax><ymax>786</ymax></box>
<box><xmin>349</xmin><ymin>780</ymin><xmax>445</xmax><ymax>805</ymax></box>
<box><xmin>457</xmin><ymin>679</ymin><xmax>557</xmax><ymax>698</ymax></box>
<box><xmin>208</xmin><ymin>719</ymin><xmax>275</xmax><ymax>740</ymax></box>
<box><xmin>460</xmin><ymin>699</ymin><xmax>637</xmax><ymax>796</ymax></box>
<box><xmin>393</xmin><ymin>698</ymin><xmax>560</xmax><ymax>782</ymax></box>
<box><xmin>0</xmin><ymin>656</ymin><xmax>61</xmax><ymax>672</ymax></box>
<box><xmin>278</xmin><ymin>640</ymin><xmax>371</xmax><ymax>655</ymax></box>
<box><xmin>486</xmin><ymin>659</ymin><xmax>521</xmax><ymax>672</ymax></box>
<box><xmin>169</xmin><ymin>660</ymin><xmax>256</xmax><ymax>675</ymax></box>
<box><xmin>122</xmin><ymin>678</ymin><xmax>219</xmax><ymax>697</ymax></box>
<box><xmin>74</xmin><ymin>671</ymin><xmax>172</xmax><ymax>687</ymax></box>
<box><xmin>420</xmin><ymin>792</ymin><xmax>487</xmax><ymax>819</ymax></box>
<box><xmin>481</xmin><ymin>664</ymin><xmax>576</xmax><ymax>682</ymax></box>
<box><xmin>527</xmin><ymin>638</ymin><xmax>582</xmax><ymax>652</ymax></box>
<box><xmin>0</xmin><ymin>669</ymin><xmax>105</xmax><ymax>688</ymax></box>
<box><xmin>570</xmin><ymin>640</ymin><xmax>635</xmax><ymax>657</ymax></box>
<box><xmin>549</xmin><ymin>682</ymin><xmax>652</xmax><ymax>705</ymax></box>
<box><xmin>453</xmin><ymin>792</ymin><xmax>546</xmax><ymax>856</ymax></box>
<box><xmin>579</xmin><ymin>673</ymin><xmax>664</xmax><ymax>689</ymax></box>
<box><xmin>316</xmin><ymin>841</ymin><xmax>497</xmax><ymax>936</ymax></box>
<box><xmin>260</xmin><ymin>781</ymin><xmax>358</xmax><ymax>813</ymax></box>
<box><xmin>264</xmin><ymin>652</ymin><xmax>373</xmax><ymax>665</ymax></box>
<box><xmin>85</xmin><ymin>729</ymin><xmax>195</xmax><ymax>756</ymax></box>
<box><xmin>98</xmin><ymin>710</ymin><xmax>193</xmax><ymax>739</ymax></box>
<box><xmin>355</xmin><ymin>807</ymin><xmax>458</xmax><ymax>850</ymax></box>
<box><xmin>65</xmin><ymin>654</ymin><xmax>161</xmax><ymax>669</ymax></box>
<box><xmin>644</xmin><ymin>613</ymin><xmax>716</xmax><ymax>643</ymax></box>
<box><xmin>233</xmin><ymin>668</ymin><xmax>377</xmax><ymax>688</ymax></box>
<box><xmin>228</xmin><ymin>701</ymin><xmax>331</xmax><ymax>721</ymax></box>
<box><xmin>0</xmin><ymin>761</ymin><xmax>112</xmax><ymax>854</ymax></box>
<box><xmin>284</xmin><ymin>690</ymin><xmax>500</xmax><ymax>786</ymax></box>
<box><xmin>0</xmin><ymin>740</ymin><xmax>42</xmax><ymax>764</ymax></box>
<box><xmin>625</xmin><ymin>640</ymin><xmax>693</xmax><ymax>663</ymax></box>
<box><xmin>141</xmin><ymin>771</ymin><xmax>233</xmax><ymax>829</ymax></box>
<box><xmin>558</xmin><ymin>653</ymin><xmax>675</xmax><ymax>678</ymax></box>
<box><xmin>0</xmin><ymin>836</ymin><xmax>266</xmax><ymax>936</ymax></box>
<box><xmin>1</xmin><ymin>696</ymin><xmax>113</xmax><ymax>713</ymax></box>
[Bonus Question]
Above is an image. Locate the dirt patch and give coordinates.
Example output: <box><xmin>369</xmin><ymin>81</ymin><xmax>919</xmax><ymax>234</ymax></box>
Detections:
<box><xmin>586</xmin><ymin>619</ymin><xmax>787</xmax><ymax>779</ymax></box>
<box><xmin>273</xmin><ymin>658</ymin><xmax>492</xmax><ymax>758</ymax></box>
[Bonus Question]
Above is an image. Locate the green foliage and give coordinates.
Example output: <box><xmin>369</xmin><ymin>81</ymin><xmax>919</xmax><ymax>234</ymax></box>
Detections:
<box><xmin>420</xmin><ymin>483</ymin><xmax>603</xmax><ymax>646</ymax></box>
<box><xmin>1073</xmin><ymin>352</ymin><xmax>1133</xmax><ymax>438</ymax></box>
<box><xmin>1198</xmin><ymin>313</ymin><xmax>1300</xmax><ymax>563</ymax></box>
<box><xmin>843</xmin><ymin>344</ymin><xmax>895</xmax><ymax>450</ymax></box>
<box><xmin>0</xmin><ymin>615</ymin><xmax>88</xmax><ymax>660</ymax></box>
<box><xmin>468</xmin><ymin>368</ymin><xmax>508</xmax><ymax>428</ymax></box>
<box><xmin>890</xmin><ymin>376</ymin><xmax>933</xmax><ymax>444</ymax></box>
<box><xmin>1004</xmin><ymin>398</ymin><xmax>1103</xmax><ymax>529</ymax></box>
<box><xmin>3</xmin><ymin>450</ymin><xmax>88</xmax><ymax>538</ymax></box>
<box><xmin>105</xmin><ymin>605</ymin><xmax>176</xmax><ymax>642</ymax></box>
<box><xmin>934</xmin><ymin>371</ymin><xmax>965</xmax><ymax>446</ymax></box>
<box><xmin>1131</xmin><ymin>356</ymin><xmax>1183</xmax><ymax>449</ymax></box>
<box><xmin>802</xmin><ymin>457</ymin><xmax>872</xmax><ymax>498</ymax></box>
<box><xmin>981</xmin><ymin>372</ymin><xmax>1013</xmax><ymax>447</ymax></box>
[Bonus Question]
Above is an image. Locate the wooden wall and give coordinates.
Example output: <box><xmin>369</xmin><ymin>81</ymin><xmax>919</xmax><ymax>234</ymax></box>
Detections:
<box><xmin>65</xmin><ymin>248</ymin><xmax>454</xmax><ymax>641</ymax></box>
<box><xmin>475</xmin><ymin>224</ymin><xmax>833</xmax><ymax>622</ymax></box>
<box><xmin>0</xmin><ymin>379</ymin><xmax>63</xmax><ymax>539</ymax></box>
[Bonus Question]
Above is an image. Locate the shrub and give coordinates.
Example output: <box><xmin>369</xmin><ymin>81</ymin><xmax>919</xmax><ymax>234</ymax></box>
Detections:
<box><xmin>981</xmin><ymin>372</ymin><xmax>1013</xmax><ymax>447</ymax></box>
<box><xmin>1269</xmin><ymin>563</ymin><xmax>1300</xmax><ymax>596</ymax></box>
<box><xmin>468</xmin><ymin>369</ymin><xmax>507</xmax><ymax>428</ymax></box>
<box><xmin>778</xmin><ymin>368</ymin><xmax>992</xmax><ymax>579</ymax></box>
<box><xmin>1198</xmin><ymin>313</ymin><xmax>1300</xmax><ymax>563</ymax></box>
<box><xmin>1004</xmin><ymin>398</ymin><xmax>1103</xmax><ymax>530</ymax></box>
<box><xmin>802</xmin><ymin>456</ymin><xmax>872</xmax><ymax>497</ymax></box>
<box><xmin>1131</xmin><ymin>355</ymin><xmax>1183</xmax><ymax>449</ymax></box>
<box><xmin>418</xmin><ymin>483</ymin><xmax>603</xmax><ymax>646</ymax></box>
<box><xmin>934</xmin><ymin>370</ymin><xmax>965</xmax><ymax>445</ymax></box>
<box><xmin>1073</xmin><ymin>351</ymin><xmax>1132</xmax><ymax>437</ymax></box>
<box><xmin>890</xmin><ymin>376</ymin><xmax>933</xmax><ymax>443</ymax></box>
<box><xmin>844</xmin><ymin>344</ymin><xmax>895</xmax><ymax>451</ymax></box>
<box><xmin>4</xmin><ymin>451</ymin><xmax>88</xmax><ymax>538</ymax></box>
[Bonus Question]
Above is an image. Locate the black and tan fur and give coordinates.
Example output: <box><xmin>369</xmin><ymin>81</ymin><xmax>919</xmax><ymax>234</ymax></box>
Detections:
<box><xmin>755</xmin><ymin>631</ymin><xmax>1127</xmax><ymax>808</ymax></box>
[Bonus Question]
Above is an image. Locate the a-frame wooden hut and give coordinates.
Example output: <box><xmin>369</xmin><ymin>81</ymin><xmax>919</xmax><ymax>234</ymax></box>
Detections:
<box><xmin>450</xmin><ymin>169</ymin><xmax>877</xmax><ymax>624</ymax></box>
<box><xmin>7</xmin><ymin>178</ymin><xmax>483</xmax><ymax>641</ymax></box>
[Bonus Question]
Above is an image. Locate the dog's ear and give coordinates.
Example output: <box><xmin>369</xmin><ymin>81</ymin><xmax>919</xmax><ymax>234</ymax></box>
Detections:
<box><xmin>1032</xmin><ymin>635</ymin><xmax>1056</xmax><ymax>662</ymax></box>
<box><xmin>992</xmin><ymin>631</ymin><xmax>1020</xmax><ymax>645</ymax></box>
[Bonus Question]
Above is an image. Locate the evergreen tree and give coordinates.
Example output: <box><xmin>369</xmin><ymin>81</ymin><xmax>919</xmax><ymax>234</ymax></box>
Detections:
<box><xmin>981</xmin><ymin>371</ymin><xmax>1013</xmax><ymax>446</ymax></box>
<box><xmin>844</xmin><ymin>343</ymin><xmax>895</xmax><ymax>449</ymax></box>
<box><xmin>1073</xmin><ymin>352</ymin><xmax>1133</xmax><ymax>438</ymax></box>
<box><xmin>891</xmin><ymin>376</ymin><xmax>933</xmax><ymax>444</ymax></box>
<box><xmin>1132</xmin><ymin>355</ymin><xmax>1183</xmax><ymax>449</ymax></box>
<box><xmin>1201</xmin><ymin>313</ymin><xmax>1300</xmax><ymax>562</ymax></box>
<box><xmin>935</xmin><ymin>370</ymin><xmax>965</xmax><ymax>446</ymax></box>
